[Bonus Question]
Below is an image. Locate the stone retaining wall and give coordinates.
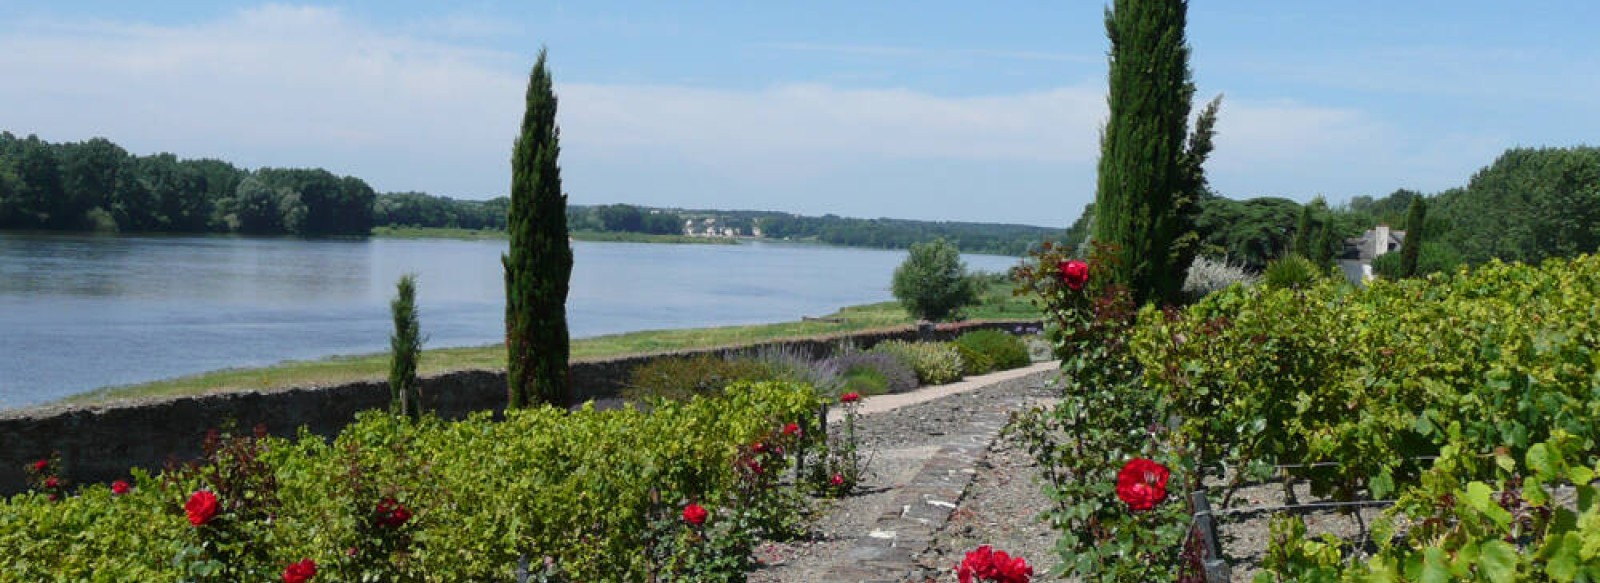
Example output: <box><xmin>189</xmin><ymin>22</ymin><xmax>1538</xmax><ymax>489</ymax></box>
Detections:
<box><xmin>0</xmin><ymin>320</ymin><xmax>1037</xmax><ymax>495</ymax></box>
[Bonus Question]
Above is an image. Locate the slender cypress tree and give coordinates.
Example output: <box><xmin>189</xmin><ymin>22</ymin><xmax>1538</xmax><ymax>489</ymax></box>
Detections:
<box><xmin>504</xmin><ymin>48</ymin><xmax>573</xmax><ymax>409</ymax></box>
<box><xmin>1399</xmin><ymin>197</ymin><xmax>1427</xmax><ymax>277</ymax></box>
<box><xmin>1092</xmin><ymin>0</ymin><xmax>1219</xmax><ymax>306</ymax></box>
<box><xmin>389</xmin><ymin>273</ymin><xmax>422</xmax><ymax>418</ymax></box>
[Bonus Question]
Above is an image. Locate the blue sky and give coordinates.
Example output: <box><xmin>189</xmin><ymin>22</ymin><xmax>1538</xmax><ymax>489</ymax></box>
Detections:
<box><xmin>2</xmin><ymin>1</ymin><xmax>1596</xmax><ymax>227</ymax></box>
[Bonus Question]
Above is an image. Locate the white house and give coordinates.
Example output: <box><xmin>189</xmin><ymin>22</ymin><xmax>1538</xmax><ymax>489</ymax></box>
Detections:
<box><xmin>1337</xmin><ymin>225</ymin><xmax>1405</xmax><ymax>284</ymax></box>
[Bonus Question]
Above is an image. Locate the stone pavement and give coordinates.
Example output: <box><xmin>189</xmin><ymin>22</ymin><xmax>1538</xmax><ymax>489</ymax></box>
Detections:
<box><xmin>820</xmin><ymin>362</ymin><xmax>1060</xmax><ymax>582</ymax></box>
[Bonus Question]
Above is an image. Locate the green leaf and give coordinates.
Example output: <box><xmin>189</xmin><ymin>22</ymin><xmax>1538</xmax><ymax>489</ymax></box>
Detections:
<box><xmin>1528</xmin><ymin>443</ymin><xmax>1558</xmax><ymax>479</ymax></box>
<box><xmin>1464</xmin><ymin>482</ymin><xmax>1513</xmax><ymax>527</ymax></box>
<box><xmin>1420</xmin><ymin>547</ymin><xmax>1454</xmax><ymax>583</ymax></box>
<box><xmin>1477</xmin><ymin>540</ymin><xmax>1517</xmax><ymax>583</ymax></box>
<box><xmin>1541</xmin><ymin>533</ymin><xmax>1581</xmax><ymax>582</ymax></box>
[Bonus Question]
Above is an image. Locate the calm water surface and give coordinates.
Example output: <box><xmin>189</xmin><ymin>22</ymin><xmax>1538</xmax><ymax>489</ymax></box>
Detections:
<box><xmin>0</xmin><ymin>232</ymin><xmax>1019</xmax><ymax>408</ymax></box>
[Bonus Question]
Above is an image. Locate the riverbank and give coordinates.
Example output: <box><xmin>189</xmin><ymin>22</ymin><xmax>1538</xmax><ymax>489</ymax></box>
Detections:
<box><xmin>50</xmin><ymin>282</ymin><xmax>1039</xmax><ymax>407</ymax></box>
<box><xmin>370</xmin><ymin>225</ymin><xmax>737</xmax><ymax>245</ymax></box>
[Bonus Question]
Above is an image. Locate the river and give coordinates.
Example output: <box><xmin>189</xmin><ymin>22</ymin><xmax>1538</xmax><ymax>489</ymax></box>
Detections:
<box><xmin>0</xmin><ymin>232</ymin><xmax>1020</xmax><ymax>409</ymax></box>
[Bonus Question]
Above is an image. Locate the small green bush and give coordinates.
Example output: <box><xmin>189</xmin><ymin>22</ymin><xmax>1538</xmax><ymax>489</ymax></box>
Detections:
<box><xmin>953</xmin><ymin>329</ymin><xmax>1030</xmax><ymax>372</ymax></box>
<box><xmin>869</xmin><ymin>340</ymin><xmax>963</xmax><ymax>385</ymax></box>
<box><xmin>1262</xmin><ymin>254</ymin><xmax>1321</xmax><ymax>289</ymax></box>
<box><xmin>624</xmin><ymin>354</ymin><xmax>775</xmax><ymax>401</ymax></box>
<box><xmin>952</xmin><ymin>343</ymin><xmax>994</xmax><ymax>376</ymax></box>
<box><xmin>824</xmin><ymin>352</ymin><xmax>918</xmax><ymax>394</ymax></box>
<box><xmin>838</xmin><ymin>366</ymin><xmax>890</xmax><ymax>396</ymax></box>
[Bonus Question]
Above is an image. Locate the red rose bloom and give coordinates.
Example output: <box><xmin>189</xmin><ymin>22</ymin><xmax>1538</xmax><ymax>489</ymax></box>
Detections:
<box><xmin>1058</xmin><ymin>259</ymin><xmax>1089</xmax><ymax>291</ymax></box>
<box><xmin>840</xmin><ymin>392</ymin><xmax>860</xmax><ymax>403</ymax></box>
<box><xmin>282</xmin><ymin>558</ymin><xmax>316</xmax><ymax>583</ymax></box>
<box><xmin>186</xmin><ymin>490</ymin><xmax>219</xmax><ymax>526</ymax></box>
<box><xmin>682</xmin><ymin>502</ymin><xmax>708</xmax><ymax>526</ymax></box>
<box><xmin>31</xmin><ymin>459</ymin><xmax>48</xmax><ymax>473</ymax></box>
<box><xmin>782</xmin><ymin>422</ymin><xmax>801</xmax><ymax>437</ymax></box>
<box><xmin>43</xmin><ymin>476</ymin><xmax>59</xmax><ymax>489</ymax></box>
<box><xmin>1115</xmin><ymin>458</ymin><xmax>1171</xmax><ymax>512</ymax></box>
<box><xmin>829</xmin><ymin>473</ymin><xmax>845</xmax><ymax>487</ymax></box>
<box><xmin>111</xmin><ymin>480</ymin><xmax>131</xmax><ymax>495</ymax></box>
<box><xmin>375</xmin><ymin>497</ymin><xmax>412</xmax><ymax>527</ymax></box>
<box><xmin>752</xmin><ymin>441</ymin><xmax>768</xmax><ymax>454</ymax></box>
<box><xmin>956</xmin><ymin>545</ymin><xmax>1033</xmax><ymax>583</ymax></box>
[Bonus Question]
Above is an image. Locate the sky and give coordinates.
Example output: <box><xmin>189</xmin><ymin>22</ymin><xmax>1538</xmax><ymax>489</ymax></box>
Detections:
<box><xmin>1</xmin><ymin>2</ymin><xmax>1596</xmax><ymax>227</ymax></box>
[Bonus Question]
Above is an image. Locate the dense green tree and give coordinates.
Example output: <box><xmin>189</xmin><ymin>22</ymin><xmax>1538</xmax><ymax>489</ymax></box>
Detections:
<box><xmin>1193</xmin><ymin>197</ymin><xmax>1301</xmax><ymax>270</ymax></box>
<box><xmin>1092</xmin><ymin>0</ymin><xmax>1219</xmax><ymax>306</ymax></box>
<box><xmin>12</xmin><ymin>135</ymin><xmax>65</xmax><ymax>227</ymax></box>
<box><xmin>60</xmin><ymin>138</ymin><xmax>128</xmax><ymax>222</ymax></box>
<box><xmin>504</xmin><ymin>48</ymin><xmax>573</xmax><ymax>409</ymax></box>
<box><xmin>1399</xmin><ymin>197</ymin><xmax>1426</xmax><ymax>277</ymax></box>
<box><xmin>890</xmin><ymin>238</ymin><xmax>979</xmax><ymax>322</ymax></box>
<box><xmin>389</xmin><ymin>274</ymin><xmax>423</xmax><ymax>419</ymax></box>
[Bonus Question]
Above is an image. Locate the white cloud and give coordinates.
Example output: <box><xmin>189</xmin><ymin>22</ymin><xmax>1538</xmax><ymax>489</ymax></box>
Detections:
<box><xmin>0</xmin><ymin>3</ymin><xmax>1484</xmax><ymax>221</ymax></box>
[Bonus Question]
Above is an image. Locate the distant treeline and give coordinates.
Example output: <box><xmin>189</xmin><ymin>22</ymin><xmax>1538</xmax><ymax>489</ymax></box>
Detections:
<box><xmin>1058</xmin><ymin>145</ymin><xmax>1600</xmax><ymax>274</ymax></box>
<box><xmin>0</xmin><ymin>133</ymin><xmax>375</xmax><ymax>236</ymax></box>
<box><xmin>0</xmin><ymin>132</ymin><xmax>1063</xmax><ymax>255</ymax></box>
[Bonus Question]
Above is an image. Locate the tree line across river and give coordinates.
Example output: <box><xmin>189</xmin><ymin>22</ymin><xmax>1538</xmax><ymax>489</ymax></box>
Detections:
<box><xmin>3</xmin><ymin>131</ymin><xmax>1597</xmax><ymax>265</ymax></box>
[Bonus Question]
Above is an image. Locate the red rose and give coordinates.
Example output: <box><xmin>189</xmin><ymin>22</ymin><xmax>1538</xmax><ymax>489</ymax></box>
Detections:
<box><xmin>375</xmin><ymin>497</ymin><xmax>412</xmax><ymax>527</ymax></box>
<box><xmin>282</xmin><ymin>558</ymin><xmax>316</xmax><ymax>583</ymax></box>
<box><xmin>1115</xmin><ymin>458</ymin><xmax>1171</xmax><ymax>512</ymax></box>
<box><xmin>44</xmin><ymin>476</ymin><xmax>59</xmax><ymax>489</ymax></box>
<box><xmin>782</xmin><ymin>423</ymin><xmax>801</xmax><ymax>437</ymax></box>
<box><xmin>186</xmin><ymin>490</ymin><xmax>219</xmax><ymax>526</ymax></box>
<box><xmin>829</xmin><ymin>473</ymin><xmax>845</xmax><ymax>487</ymax></box>
<box><xmin>840</xmin><ymin>392</ymin><xmax>860</xmax><ymax>403</ymax></box>
<box><xmin>752</xmin><ymin>441</ymin><xmax>768</xmax><ymax>454</ymax></box>
<box><xmin>956</xmin><ymin>545</ymin><xmax>1032</xmax><ymax>583</ymax></box>
<box><xmin>682</xmin><ymin>502</ymin><xmax>708</xmax><ymax>526</ymax></box>
<box><xmin>31</xmin><ymin>459</ymin><xmax>48</xmax><ymax>473</ymax></box>
<box><xmin>1058</xmin><ymin>259</ymin><xmax>1089</xmax><ymax>291</ymax></box>
<box><xmin>111</xmin><ymin>480</ymin><xmax>131</xmax><ymax>495</ymax></box>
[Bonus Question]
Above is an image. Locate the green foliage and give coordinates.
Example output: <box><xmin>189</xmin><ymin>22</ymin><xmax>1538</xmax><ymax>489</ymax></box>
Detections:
<box><xmin>1194</xmin><ymin>196</ymin><xmax>1305</xmax><ymax>270</ymax></box>
<box><xmin>1260</xmin><ymin>433</ymin><xmax>1600</xmax><ymax>581</ymax></box>
<box><xmin>1434</xmin><ymin>146</ymin><xmax>1600</xmax><ymax>265</ymax></box>
<box><xmin>1261</xmin><ymin>254</ymin><xmax>1322</xmax><ymax>289</ymax></box>
<box><xmin>869</xmin><ymin>340</ymin><xmax>964</xmax><ymax>386</ymax></box>
<box><xmin>1093</xmin><ymin>0</ymin><xmax>1218</xmax><ymax>306</ymax></box>
<box><xmin>623</xmin><ymin>354</ymin><xmax>777</xmax><ymax>401</ymax></box>
<box><xmin>837</xmin><ymin>366</ymin><xmax>889</xmax><ymax>396</ymax></box>
<box><xmin>389</xmin><ymin>274</ymin><xmax>422</xmax><ymax>418</ymax></box>
<box><xmin>953</xmin><ymin>329</ymin><xmax>1031</xmax><ymax>372</ymax></box>
<box><xmin>890</xmin><ymin>237</ymin><xmax>980</xmax><ymax>321</ymax></box>
<box><xmin>825</xmin><ymin>352</ymin><xmax>918</xmax><ymax>394</ymax></box>
<box><xmin>0</xmin><ymin>381</ymin><xmax>822</xmax><ymax>582</ymax></box>
<box><xmin>756</xmin><ymin>212</ymin><xmax>1062</xmax><ymax>256</ymax></box>
<box><xmin>1399</xmin><ymin>197</ymin><xmax>1426</xmax><ymax>277</ymax></box>
<box><xmin>952</xmin><ymin>343</ymin><xmax>994</xmax><ymax>376</ymax></box>
<box><xmin>1135</xmin><ymin>255</ymin><xmax>1600</xmax><ymax>504</ymax></box>
<box><xmin>504</xmin><ymin>48</ymin><xmax>574</xmax><ymax>409</ymax></box>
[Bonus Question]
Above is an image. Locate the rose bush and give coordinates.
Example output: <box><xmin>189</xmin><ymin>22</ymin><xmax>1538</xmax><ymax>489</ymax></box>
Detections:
<box><xmin>281</xmin><ymin>558</ymin><xmax>316</xmax><ymax>583</ymax></box>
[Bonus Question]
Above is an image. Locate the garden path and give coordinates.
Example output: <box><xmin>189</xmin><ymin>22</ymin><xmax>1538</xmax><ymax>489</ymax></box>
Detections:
<box><xmin>749</xmin><ymin>362</ymin><xmax>1066</xmax><ymax>583</ymax></box>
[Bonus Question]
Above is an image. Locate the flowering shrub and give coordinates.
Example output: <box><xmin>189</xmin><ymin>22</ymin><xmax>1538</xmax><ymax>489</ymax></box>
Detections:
<box><xmin>956</xmin><ymin>545</ymin><xmax>1034</xmax><ymax>583</ymax></box>
<box><xmin>24</xmin><ymin>455</ymin><xmax>66</xmax><ymax>502</ymax></box>
<box><xmin>0</xmin><ymin>381</ymin><xmax>822</xmax><ymax>582</ymax></box>
<box><xmin>1010</xmin><ymin>241</ymin><xmax>1195</xmax><ymax>581</ymax></box>
<box><xmin>806</xmin><ymin>393</ymin><xmax>866</xmax><ymax>498</ymax></box>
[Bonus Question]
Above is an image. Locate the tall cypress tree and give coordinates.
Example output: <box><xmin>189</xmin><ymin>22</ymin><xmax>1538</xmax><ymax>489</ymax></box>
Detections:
<box><xmin>1399</xmin><ymin>197</ymin><xmax>1426</xmax><ymax>278</ymax></box>
<box><xmin>389</xmin><ymin>273</ymin><xmax>422</xmax><ymax>418</ymax></box>
<box><xmin>504</xmin><ymin>48</ymin><xmax>573</xmax><ymax>409</ymax></box>
<box><xmin>1092</xmin><ymin>0</ymin><xmax>1219</xmax><ymax>306</ymax></box>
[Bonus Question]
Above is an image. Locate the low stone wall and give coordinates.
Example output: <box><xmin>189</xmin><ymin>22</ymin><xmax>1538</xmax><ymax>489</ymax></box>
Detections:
<box><xmin>0</xmin><ymin>320</ymin><xmax>1036</xmax><ymax>495</ymax></box>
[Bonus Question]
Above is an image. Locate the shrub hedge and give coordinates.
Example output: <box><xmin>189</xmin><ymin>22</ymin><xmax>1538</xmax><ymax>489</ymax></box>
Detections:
<box><xmin>825</xmin><ymin>352</ymin><xmax>918</xmax><ymax>395</ymax></box>
<box><xmin>0</xmin><ymin>381</ymin><xmax>822</xmax><ymax>582</ymax></box>
<box><xmin>869</xmin><ymin>340</ymin><xmax>964</xmax><ymax>386</ymax></box>
<box><xmin>953</xmin><ymin>329</ymin><xmax>1031</xmax><ymax>372</ymax></box>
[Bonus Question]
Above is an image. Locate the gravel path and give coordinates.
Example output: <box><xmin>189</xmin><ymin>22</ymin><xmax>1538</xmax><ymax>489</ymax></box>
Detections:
<box><xmin>748</xmin><ymin>366</ymin><xmax>1061</xmax><ymax>583</ymax></box>
<box><xmin>746</xmin><ymin>364</ymin><xmax>1435</xmax><ymax>583</ymax></box>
